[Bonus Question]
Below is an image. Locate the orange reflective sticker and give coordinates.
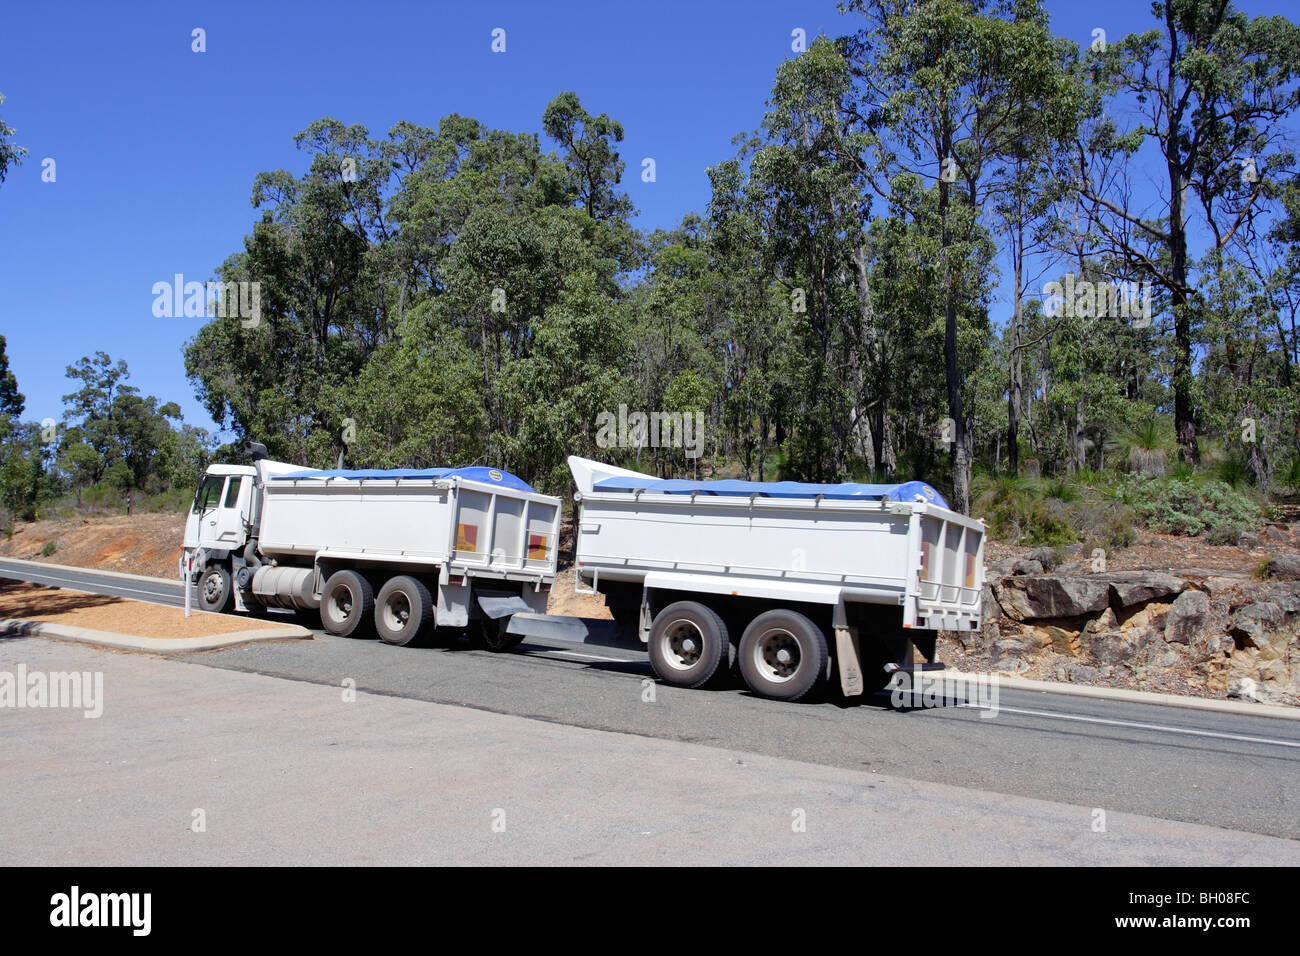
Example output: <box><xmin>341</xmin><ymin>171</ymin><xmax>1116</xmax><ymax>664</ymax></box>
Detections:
<box><xmin>456</xmin><ymin>523</ymin><xmax>478</xmax><ymax>552</ymax></box>
<box><xmin>527</xmin><ymin>534</ymin><xmax>547</xmax><ymax>561</ymax></box>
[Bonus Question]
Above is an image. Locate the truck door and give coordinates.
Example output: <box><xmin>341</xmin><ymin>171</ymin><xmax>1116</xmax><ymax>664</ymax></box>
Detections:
<box><xmin>209</xmin><ymin>476</ymin><xmax>247</xmax><ymax>548</ymax></box>
<box><xmin>186</xmin><ymin>474</ymin><xmax>225</xmax><ymax>549</ymax></box>
<box><xmin>192</xmin><ymin>475</ymin><xmax>246</xmax><ymax>551</ymax></box>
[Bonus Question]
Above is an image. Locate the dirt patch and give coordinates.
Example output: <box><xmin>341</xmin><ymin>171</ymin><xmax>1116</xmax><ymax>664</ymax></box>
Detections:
<box><xmin>0</xmin><ymin>581</ymin><xmax>269</xmax><ymax>639</ymax></box>
<box><xmin>0</xmin><ymin>512</ymin><xmax>185</xmax><ymax>579</ymax></box>
<box><xmin>547</xmin><ymin>567</ymin><xmax>612</xmax><ymax>619</ymax></box>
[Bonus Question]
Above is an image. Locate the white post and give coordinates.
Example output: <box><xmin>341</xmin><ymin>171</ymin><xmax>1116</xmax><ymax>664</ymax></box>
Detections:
<box><xmin>184</xmin><ymin>554</ymin><xmax>192</xmax><ymax>618</ymax></box>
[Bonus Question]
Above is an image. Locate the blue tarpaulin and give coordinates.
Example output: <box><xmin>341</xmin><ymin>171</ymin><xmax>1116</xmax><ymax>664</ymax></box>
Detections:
<box><xmin>591</xmin><ymin>475</ymin><xmax>948</xmax><ymax>509</ymax></box>
<box><xmin>271</xmin><ymin>466</ymin><xmax>537</xmax><ymax>493</ymax></box>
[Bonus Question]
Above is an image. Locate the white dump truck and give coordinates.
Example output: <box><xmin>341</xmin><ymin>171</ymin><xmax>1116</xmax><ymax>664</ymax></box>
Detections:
<box><xmin>565</xmin><ymin>456</ymin><xmax>985</xmax><ymax>701</ymax></box>
<box><xmin>181</xmin><ymin>443</ymin><xmax>561</xmax><ymax>647</ymax></box>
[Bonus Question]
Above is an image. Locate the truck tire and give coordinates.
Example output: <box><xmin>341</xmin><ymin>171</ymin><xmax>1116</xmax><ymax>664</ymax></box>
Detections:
<box><xmin>320</xmin><ymin>570</ymin><xmax>375</xmax><ymax>638</ymax></box>
<box><xmin>647</xmin><ymin>601</ymin><xmax>730</xmax><ymax>688</ymax></box>
<box><xmin>738</xmin><ymin>609</ymin><xmax>828</xmax><ymax>702</ymax></box>
<box><xmin>374</xmin><ymin>576</ymin><xmax>434</xmax><ymax>646</ymax></box>
<box><xmin>474</xmin><ymin>616</ymin><xmax>523</xmax><ymax>652</ymax></box>
<box><xmin>198</xmin><ymin>563</ymin><xmax>234</xmax><ymax>614</ymax></box>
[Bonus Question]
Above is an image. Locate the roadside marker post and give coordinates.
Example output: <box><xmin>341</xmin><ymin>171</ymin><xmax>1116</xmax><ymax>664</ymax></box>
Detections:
<box><xmin>184</xmin><ymin>555</ymin><xmax>192</xmax><ymax>618</ymax></box>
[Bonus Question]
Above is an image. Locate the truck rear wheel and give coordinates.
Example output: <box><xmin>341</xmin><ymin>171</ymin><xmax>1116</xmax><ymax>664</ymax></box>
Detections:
<box><xmin>647</xmin><ymin>601</ymin><xmax>729</xmax><ymax>688</ymax></box>
<box><xmin>738</xmin><ymin>610</ymin><xmax>828</xmax><ymax>702</ymax></box>
<box><xmin>198</xmin><ymin>563</ymin><xmax>234</xmax><ymax>614</ymax></box>
<box><xmin>321</xmin><ymin>570</ymin><xmax>375</xmax><ymax>638</ymax></box>
<box><xmin>374</xmin><ymin>576</ymin><xmax>434</xmax><ymax>646</ymax></box>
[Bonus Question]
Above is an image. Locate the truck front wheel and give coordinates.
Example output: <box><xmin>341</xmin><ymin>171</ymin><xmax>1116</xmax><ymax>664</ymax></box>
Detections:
<box><xmin>321</xmin><ymin>570</ymin><xmax>375</xmax><ymax>638</ymax></box>
<box><xmin>738</xmin><ymin>610</ymin><xmax>828</xmax><ymax>702</ymax></box>
<box><xmin>647</xmin><ymin>601</ymin><xmax>730</xmax><ymax>689</ymax></box>
<box><xmin>198</xmin><ymin>563</ymin><xmax>234</xmax><ymax>614</ymax></box>
<box><xmin>374</xmin><ymin>576</ymin><xmax>434</xmax><ymax>646</ymax></box>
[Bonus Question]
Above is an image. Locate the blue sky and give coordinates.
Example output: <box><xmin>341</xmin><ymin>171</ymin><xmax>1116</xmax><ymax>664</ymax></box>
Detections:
<box><xmin>0</xmin><ymin>0</ymin><xmax>1294</xmax><ymax>441</ymax></box>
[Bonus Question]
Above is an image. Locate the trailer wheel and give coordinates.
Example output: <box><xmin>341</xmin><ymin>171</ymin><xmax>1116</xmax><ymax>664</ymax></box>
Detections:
<box><xmin>198</xmin><ymin>563</ymin><xmax>234</xmax><ymax>614</ymax></box>
<box><xmin>320</xmin><ymin>570</ymin><xmax>375</xmax><ymax>638</ymax></box>
<box><xmin>474</xmin><ymin>616</ymin><xmax>523</xmax><ymax>652</ymax></box>
<box><xmin>647</xmin><ymin>601</ymin><xmax>730</xmax><ymax>688</ymax></box>
<box><xmin>374</xmin><ymin>576</ymin><xmax>434</xmax><ymax>646</ymax></box>
<box><xmin>738</xmin><ymin>610</ymin><xmax>828</xmax><ymax>701</ymax></box>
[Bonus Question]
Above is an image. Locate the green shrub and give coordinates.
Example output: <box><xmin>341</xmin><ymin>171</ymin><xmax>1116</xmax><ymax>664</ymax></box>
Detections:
<box><xmin>40</xmin><ymin>540</ymin><xmax>57</xmax><ymax>557</ymax></box>
<box><xmin>973</xmin><ymin>475</ymin><xmax>1077</xmax><ymax>546</ymax></box>
<box><xmin>1279</xmin><ymin>456</ymin><xmax>1300</xmax><ymax>491</ymax></box>
<box><xmin>1116</xmin><ymin>475</ymin><xmax>1260</xmax><ymax>538</ymax></box>
<box><xmin>1214</xmin><ymin>454</ymin><xmax>1252</xmax><ymax>489</ymax></box>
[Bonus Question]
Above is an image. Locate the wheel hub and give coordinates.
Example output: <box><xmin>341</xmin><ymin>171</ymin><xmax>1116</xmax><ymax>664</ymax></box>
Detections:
<box><xmin>385</xmin><ymin>595</ymin><xmax>410</xmax><ymax>630</ymax></box>
<box><xmin>663</xmin><ymin>620</ymin><xmax>704</xmax><ymax>669</ymax></box>
<box><xmin>755</xmin><ymin>629</ymin><xmax>801</xmax><ymax>682</ymax></box>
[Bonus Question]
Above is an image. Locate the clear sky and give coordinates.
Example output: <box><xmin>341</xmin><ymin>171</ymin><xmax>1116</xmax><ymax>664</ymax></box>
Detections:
<box><xmin>1</xmin><ymin>0</ymin><xmax>1294</xmax><ymax>441</ymax></box>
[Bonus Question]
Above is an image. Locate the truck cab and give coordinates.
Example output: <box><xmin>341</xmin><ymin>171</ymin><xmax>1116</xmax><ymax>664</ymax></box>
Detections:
<box><xmin>183</xmin><ymin>465</ymin><xmax>256</xmax><ymax>556</ymax></box>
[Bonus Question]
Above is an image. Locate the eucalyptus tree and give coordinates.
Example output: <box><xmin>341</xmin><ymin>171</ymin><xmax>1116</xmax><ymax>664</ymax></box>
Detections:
<box><xmin>1076</xmin><ymin>0</ymin><xmax>1300</xmax><ymax>463</ymax></box>
<box><xmin>840</xmin><ymin>0</ymin><xmax>1078</xmax><ymax>512</ymax></box>
<box><xmin>0</xmin><ymin>92</ymin><xmax>26</xmax><ymax>185</ymax></box>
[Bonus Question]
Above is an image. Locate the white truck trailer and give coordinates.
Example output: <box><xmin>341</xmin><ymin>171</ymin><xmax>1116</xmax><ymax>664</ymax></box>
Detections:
<box><xmin>181</xmin><ymin>444</ymin><xmax>561</xmax><ymax>647</ymax></box>
<box><xmin>565</xmin><ymin>456</ymin><xmax>985</xmax><ymax>701</ymax></box>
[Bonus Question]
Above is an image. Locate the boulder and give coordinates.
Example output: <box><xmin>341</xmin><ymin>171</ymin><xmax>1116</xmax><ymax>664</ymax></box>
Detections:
<box><xmin>1266</xmin><ymin>555</ymin><xmax>1300</xmax><ymax>581</ymax></box>
<box><xmin>1024</xmin><ymin>547</ymin><xmax>1061</xmax><ymax>571</ymax></box>
<box><xmin>1064</xmin><ymin>662</ymin><xmax>1101</xmax><ymax>683</ymax></box>
<box><xmin>994</xmin><ymin>575</ymin><xmax>1111</xmax><ymax>621</ymax></box>
<box><xmin>1228</xmin><ymin>603</ymin><xmax>1284</xmax><ymax>650</ymax></box>
<box><xmin>1087</xmin><ymin>606</ymin><xmax>1119</xmax><ymax>634</ymax></box>
<box><xmin>1084</xmin><ymin>629</ymin><xmax>1137</xmax><ymax>665</ymax></box>
<box><xmin>1268</xmin><ymin>583</ymin><xmax>1300</xmax><ymax>615</ymax></box>
<box><xmin>1108</xmin><ymin>572</ymin><xmax>1186</xmax><ymax>608</ymax></box>
<box><xmin>1036</xmin><ymin>622</ymin><xmax>1080</xmax><ymax>655</ymax></box>
<box><xmin>1164</xmin><ymin>589</ymin><xmax>1209</xmax><ymax>644</ymax></box>
<box><xmin>987</xmin><ymin>557</ymin><xmax>1044</xmax><ymax>580</ymax></box>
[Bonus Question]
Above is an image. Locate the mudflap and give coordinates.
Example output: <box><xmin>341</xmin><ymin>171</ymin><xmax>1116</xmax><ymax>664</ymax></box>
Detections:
<box><xmin>476</xmin><ymin>592</ymin><xmax>533</xmax><ymax>620</ymax></box>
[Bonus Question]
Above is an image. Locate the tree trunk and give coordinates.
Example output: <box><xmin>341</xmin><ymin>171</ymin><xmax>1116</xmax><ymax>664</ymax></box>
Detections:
<box><xmin>1168</xmin><ymin>161</ymin><xmax>1199</xmax><ymax>463</ymax></box>
<box><xmin>1008</xmin><ymin>251</ymin><xmax>1023</xmax><ymax>475</ymax></box>
<box><xmin>938</xmin><ymin>150</ymin><xmax>970</xmax><ymax>514</ymax></box>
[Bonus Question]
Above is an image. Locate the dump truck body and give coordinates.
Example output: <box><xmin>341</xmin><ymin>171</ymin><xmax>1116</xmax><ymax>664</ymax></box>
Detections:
<box><xmin>181</xmin><ymin>459</ymin><xmax>560</xmax><ymax>644</ymax></box>
<box><xmin>567</xmin><ymin>456</ymin><xmax>984</xmax><ymax>699</ymax></box>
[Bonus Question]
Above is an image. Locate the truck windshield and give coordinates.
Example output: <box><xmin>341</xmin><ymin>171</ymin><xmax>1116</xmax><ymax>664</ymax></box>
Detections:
<box><xmin>192</xmin><ymin>475</ymin><xmax>226</xmax><ymax>514</ymax></box>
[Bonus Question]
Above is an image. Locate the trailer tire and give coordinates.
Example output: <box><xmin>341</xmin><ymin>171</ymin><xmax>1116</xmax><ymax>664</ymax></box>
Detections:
<box><xmin>647</xmin><ymin>601</ymin><xmax>730</xmax><ymax>688</ymax></box>
<box><xmin>738</xmin><ymin>610</ymin><xmax>828</xmax><ymax>702</ymax></box>
<box><xmin>474</xmin><ymin>616</ymin><xmax>523</xmax><ymax>652</ymax></box>
<box><xmin>320</xmin><ymin>570</ymin><xmax>375</xmax><ymax>638</ymax></box>
<box><xmin>374</xmin><ymin>576</ymin><xmax>434</xmax><ymax>646</ymax></box>
<box><xmin>198</xmin><ymin>563</ymin><xmax>234</xmax><ymax>614</ymax></box>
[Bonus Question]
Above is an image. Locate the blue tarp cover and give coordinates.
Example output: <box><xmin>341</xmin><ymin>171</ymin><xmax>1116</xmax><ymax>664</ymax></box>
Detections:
<box><xmin>592</xmin><ymin>475</ymin><xmax>949</xmax><ymax>509</ymax></box>
<box><xmin>271</xmin><ymin>466</ymin><xmax>536</xmax><ymax>493</ymax></box>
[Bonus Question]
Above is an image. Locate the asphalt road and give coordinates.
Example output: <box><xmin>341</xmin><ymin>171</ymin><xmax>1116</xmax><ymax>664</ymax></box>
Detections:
<box><xmin>3</xmin><ymin>557</ymin><xmax>1299</xmax><ymax>843</ymax></box>
<box><xmin>0</xmin><ymin>557</ymin><xmax>197</xmax><ymax>606</ymax></box>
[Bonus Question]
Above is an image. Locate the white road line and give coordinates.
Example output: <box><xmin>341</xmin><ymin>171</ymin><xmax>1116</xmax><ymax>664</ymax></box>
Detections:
<box><xmin>529</xmin><ymin>648</ymin><xmax>633</xmax><ymax>663</ymax></box>
<box><xmin>961</xmin><ymin>702</ymin><xmax>1300</xmax><ymax>750</ymax></box>
<box><xmin>2</xmin><ymin>571</ymin><xmax>182</xmax><ymax>603</ymax></box>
